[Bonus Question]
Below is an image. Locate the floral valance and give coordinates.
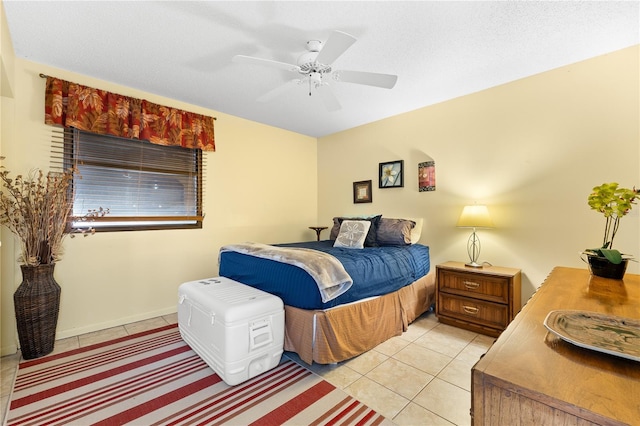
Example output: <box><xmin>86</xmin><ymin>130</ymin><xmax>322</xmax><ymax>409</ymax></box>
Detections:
<box><xmin>44</xmin><ymin>77</ymin><xmax>215</xmax><ymax>151</ymax></box>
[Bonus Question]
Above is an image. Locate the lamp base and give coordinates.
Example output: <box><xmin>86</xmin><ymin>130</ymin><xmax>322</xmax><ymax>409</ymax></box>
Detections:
<box><xmin>465</xmin><ymin>230</ymin><xmax>484</xmax><ymax>268</ymax></box>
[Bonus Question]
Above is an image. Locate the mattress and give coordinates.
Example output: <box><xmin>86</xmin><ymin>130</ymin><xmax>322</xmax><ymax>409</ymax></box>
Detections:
<box><xmin>218</xmin><ymin>240</ymin><xmax>430</xmax><ymax>310</ymax></box>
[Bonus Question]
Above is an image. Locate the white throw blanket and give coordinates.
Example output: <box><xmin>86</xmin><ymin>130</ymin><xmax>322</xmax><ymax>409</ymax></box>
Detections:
<box><xmin>219</xmin><ymin>242</ymin><xmax>353</xmax><ymax>303</ymax></box>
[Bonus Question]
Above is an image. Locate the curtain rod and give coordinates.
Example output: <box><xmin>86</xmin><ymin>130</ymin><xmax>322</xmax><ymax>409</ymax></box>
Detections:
<box><xmin>39</xmin><ymin>73</ymin><xmax>217</xmax><ymax>120</ymax></box>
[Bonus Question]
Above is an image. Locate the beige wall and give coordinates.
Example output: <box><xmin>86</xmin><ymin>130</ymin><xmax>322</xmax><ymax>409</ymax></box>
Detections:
<box><xmin>0</xmin><ymin>22</ymin><xmax>317</xmax><ymax>354</ymax></box>
<box><xmin>318</xmin><ymin>45</ymin><xmax>640</xmax><ymax>305</ymax></box>
<box><xmin>1</xmin><ymin>0</ymin><xmax>17</xmax><ymax>357</ymax></box>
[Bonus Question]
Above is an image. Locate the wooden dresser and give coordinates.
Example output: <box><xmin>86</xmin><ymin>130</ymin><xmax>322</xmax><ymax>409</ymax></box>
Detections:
<box><xmin>472</xmin><ymin>267</ymin><xmax>640</xmax><ymax>425</ymax></box>
<box><xmin>436</xmin><ymin>262</ymin><xmax>522</xmax><ymax>337</ymax></box>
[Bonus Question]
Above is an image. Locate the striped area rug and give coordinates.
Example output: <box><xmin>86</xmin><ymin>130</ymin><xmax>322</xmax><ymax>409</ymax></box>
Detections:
<box><xmin>7</xmin><ymin>324</ymin><xmax>391</xmax><ymax>425</ymax></box>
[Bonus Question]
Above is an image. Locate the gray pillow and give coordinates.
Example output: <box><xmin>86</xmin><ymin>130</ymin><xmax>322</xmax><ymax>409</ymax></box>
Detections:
<box><xmin>376</xmin><ymin>218</ymin><xmax>416</xmax><ymax>245</ymax></box>
<box><xmin>330</xmin><ymin>215</ymin><xmax>381</xmax><ymax>247</ymax></box>
<box><xmin>333</xmin><ymin>220</ymin><xmax>372</xmax><ymax>249</ymax></box>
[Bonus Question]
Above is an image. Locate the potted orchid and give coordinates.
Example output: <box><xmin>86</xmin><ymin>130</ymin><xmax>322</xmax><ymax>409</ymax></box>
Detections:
<box><xmin>583</xmin><ymin>182</ymin><xmax>638</xmax><ymax>279</ymax></box>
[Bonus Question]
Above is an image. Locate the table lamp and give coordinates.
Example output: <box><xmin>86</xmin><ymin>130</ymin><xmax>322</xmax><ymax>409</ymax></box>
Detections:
<box><xmin>457</xmin><ymin>204</ymin><xmax>494</xmax><ymax>268</ymax></box>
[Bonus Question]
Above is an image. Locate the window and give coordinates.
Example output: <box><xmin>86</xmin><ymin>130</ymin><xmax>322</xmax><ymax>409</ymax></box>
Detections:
<box><xmin>57</xmin><ymin>129</ymin><xmax>204</xmax><ymax>231</ymax></box>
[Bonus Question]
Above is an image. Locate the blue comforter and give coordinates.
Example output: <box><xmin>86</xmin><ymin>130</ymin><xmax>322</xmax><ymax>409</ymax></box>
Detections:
<box><xmin>218</xmin><ymin>240</ymin><xmax>430</xmax><ymax>310</ymax></box>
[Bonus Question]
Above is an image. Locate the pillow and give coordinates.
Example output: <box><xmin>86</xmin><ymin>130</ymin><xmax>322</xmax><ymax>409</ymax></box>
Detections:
<box><xmin>329</xmin><ymin>215</ymin><xmax>381</xmax><ymax>247</ymax></box>
<box><xmin>329</xmin><ymin>215</ymin><xmax>376</xmax><ymax>239</ymax></box>
<box><xmin>376</xmin><ymin>218</ymin><xmax>416</xmax><ymax>246</ymax></box>
<box><xmin>406</xmin><ymin>217</ymin><xmax>424</xmax><ymax>244</ymax></box>
<box><xmin>333</xmin><ymin>220</ymin><xmax>372</xmax><ymax>249</ymax></box>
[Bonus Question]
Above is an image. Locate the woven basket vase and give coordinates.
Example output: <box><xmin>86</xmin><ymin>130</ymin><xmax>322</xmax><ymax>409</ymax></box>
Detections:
<box><xmin>14</xmin><ymin>264</ymin><xmax>61</xmax><ymax>359</ymax></box>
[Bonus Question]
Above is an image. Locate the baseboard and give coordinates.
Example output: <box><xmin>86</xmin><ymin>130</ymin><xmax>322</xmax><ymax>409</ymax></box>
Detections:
<box><xmin>1</xmin><ymin>343</ymin><xmax>18</xmax><ymax>357</ymax></box>
<box><xmin>54</xmin><ymin>306</ymin><xmax>178</xmax><ymax>340</ymax></box>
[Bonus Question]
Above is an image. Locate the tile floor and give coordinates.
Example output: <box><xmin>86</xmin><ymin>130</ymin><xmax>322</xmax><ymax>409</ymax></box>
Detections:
<box><xmin>1</xmin><ymin>311</ymin><xmax>493</xmax><ymax>425</ymax></box>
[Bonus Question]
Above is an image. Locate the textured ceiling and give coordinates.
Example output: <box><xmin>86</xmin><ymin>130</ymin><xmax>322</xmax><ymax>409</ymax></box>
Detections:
<box><xmin>3</xmin><ymin>1</ymin><xmax>639</xmax><ymax>137</ymax></box>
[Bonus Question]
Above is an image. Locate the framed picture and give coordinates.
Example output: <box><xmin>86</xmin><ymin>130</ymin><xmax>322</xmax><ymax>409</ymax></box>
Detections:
<box><xmin>418</xmin><ymin>160</ymin><xmax>436</xmax><ymax>192</ymax></box>
<box><xmin>353</xmin><ymin>180</ymin><xmax>372</xmax><ymax>203</ymax></box>
<box><xmin>379</xmin><ymin>160</ymin><xmax>404</xmax><ymax>188</ymax></box>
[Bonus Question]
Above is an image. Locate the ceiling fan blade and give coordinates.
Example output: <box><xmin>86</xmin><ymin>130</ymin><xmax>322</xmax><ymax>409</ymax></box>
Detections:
<box><xmin>316</xmin><ymin>84</ymin><xmax>341</xmax><ymax>112</ymax></box>
<box><xmin>315</xmin><ymin>30</ymin><xmax>357</xmax><ymax>65</ymax></box>
<box><xmin>232</xmin><ymin>55</ymin><xmax>300</xmax><ymax>73</ymax></box>
<box><xmin>334</xmin><ymin>70</ymin><xmax>398</xmax><ymax>89</ymax></box>
<box><xmin>256</xmin><ymin>79</ymin><xmax>302</xmax><ymax>103</ymax></box>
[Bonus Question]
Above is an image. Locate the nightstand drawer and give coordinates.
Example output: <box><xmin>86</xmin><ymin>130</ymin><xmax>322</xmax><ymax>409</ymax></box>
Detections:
<box><xmin>438</xmin><ymin>269</ymin><xmax>509</xmax><ymax>304</ymax></box>
<box><xmin>438</xmin><ymin>293</ymin><xmax>509</xmax><ymax>330</ymax></box>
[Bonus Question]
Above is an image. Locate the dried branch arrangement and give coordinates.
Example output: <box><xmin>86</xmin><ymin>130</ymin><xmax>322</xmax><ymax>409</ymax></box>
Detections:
<box><xmin>0</xmin><ymin>161</ymin><xmax>106</xmax><ymax>266</ymax></box>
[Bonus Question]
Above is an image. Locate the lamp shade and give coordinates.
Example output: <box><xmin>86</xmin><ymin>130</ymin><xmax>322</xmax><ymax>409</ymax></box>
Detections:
<box><xmin>457</xmin><ymin>205</ymin><xmax>494</xmax><ymax>228</ymax></box>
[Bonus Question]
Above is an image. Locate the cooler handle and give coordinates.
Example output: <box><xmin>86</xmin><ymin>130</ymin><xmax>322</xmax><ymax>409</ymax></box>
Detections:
<box><xmin>178</xmin><ymin>295</ymin><xmax>194</xmax><ymax>326</ymax></box>
<box><xmin>249</xmin><ymin>320</ymin><xmax>273</xmax><ymax>350</ymax></box>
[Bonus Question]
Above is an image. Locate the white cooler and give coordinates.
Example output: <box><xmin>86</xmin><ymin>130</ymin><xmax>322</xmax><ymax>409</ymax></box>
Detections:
<box><xmin>177</xmin><ymin>277</ymin><xmax>284</xmax><ymax>386</ymax></box>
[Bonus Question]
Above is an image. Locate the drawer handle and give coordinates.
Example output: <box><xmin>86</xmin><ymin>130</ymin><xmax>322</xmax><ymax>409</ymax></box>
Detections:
<box><xmin>463</xmin><ymin>305</ymin><xmax>479</xmax><ymax>315</ymax></box>
<box><xmin>464</xmin><ymin>281</ymin><xmax>480</xmax><ymax>290</ymax></box>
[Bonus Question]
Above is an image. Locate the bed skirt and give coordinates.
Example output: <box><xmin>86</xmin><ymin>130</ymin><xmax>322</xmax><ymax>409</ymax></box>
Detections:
<box><xmin>283</xmin><ymin>269</ymin><xmax>436</xmax><ymax>364</ymax></box>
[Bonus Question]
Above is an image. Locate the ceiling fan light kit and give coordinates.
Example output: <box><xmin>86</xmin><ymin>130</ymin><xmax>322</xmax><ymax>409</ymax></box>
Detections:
<box><xmin>233</xmin><ymin>30</ymin><xmax>398</xmax><ymax>111</ymax></box>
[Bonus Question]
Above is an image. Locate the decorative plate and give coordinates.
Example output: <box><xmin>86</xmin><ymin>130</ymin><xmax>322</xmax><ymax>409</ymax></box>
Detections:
<box><xmin>544</xmin><ymin>310</ymin><xmax>640</xmax><ymax>362</ymax></box>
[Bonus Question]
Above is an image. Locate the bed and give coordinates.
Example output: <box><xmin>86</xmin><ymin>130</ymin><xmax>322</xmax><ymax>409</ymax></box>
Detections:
<box><xmin>218</xmin><ymin>216</ymin><xmax>436</xmax><ymax>364</ymax></box>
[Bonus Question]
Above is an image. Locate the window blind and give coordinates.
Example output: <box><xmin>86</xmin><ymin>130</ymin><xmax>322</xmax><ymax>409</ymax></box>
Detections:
<box><xmin>51</xmin><ymin>128</ymin><xmax>205</xmax><ymax>231</ymax></box>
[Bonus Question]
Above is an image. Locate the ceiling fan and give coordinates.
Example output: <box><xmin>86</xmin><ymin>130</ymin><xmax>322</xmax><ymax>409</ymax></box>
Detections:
<box><xmin>232</xmin><ymin>30</ymin><xmax>398</xmax><ymax>112</ymax></box>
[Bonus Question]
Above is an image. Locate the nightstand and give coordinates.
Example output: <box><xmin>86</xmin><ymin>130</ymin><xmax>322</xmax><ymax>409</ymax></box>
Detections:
<box><xmin>436</xmin><ymin>261</ymin><xmax>521</xmax><ymax>337</ymax></box>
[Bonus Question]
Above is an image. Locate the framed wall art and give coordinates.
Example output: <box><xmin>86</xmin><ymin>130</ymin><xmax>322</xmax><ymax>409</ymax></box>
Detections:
<box><xmin>353</xmin><ymin>180</ymin><xmax>373</xmax><ymax>203</ymax></box>
<box><xmin>379</xmin><ymin>160</ymin><xmax>403</xmax><ymax>188</ymax></box>
<box><xmin>353</xmin><ymin>180</ymin><xmax>373</xmax><ymax>204</ymax></box>
<box><xmin>418</xmin><ymin>160</ymin><xmax>436</xmax><ymax>192</ymax></box>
